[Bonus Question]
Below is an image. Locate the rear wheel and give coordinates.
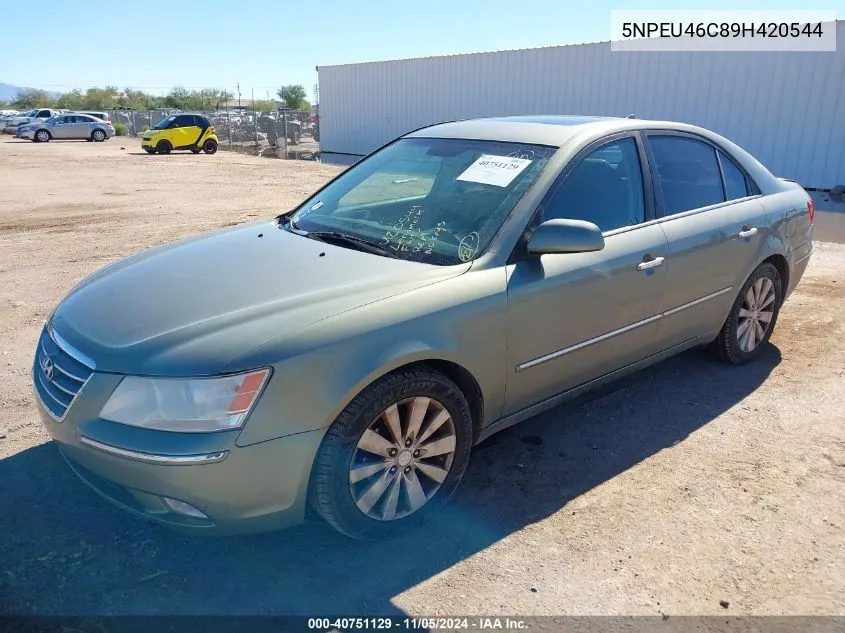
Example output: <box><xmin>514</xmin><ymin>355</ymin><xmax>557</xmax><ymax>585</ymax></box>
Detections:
<box><xmin>309</xmin><ymin>367</ymin><xmax>473</xmax><ymax>539</ymax></box>
<box><xmin>715</xmin><ymin>262</ymin><xmax>782</xmax><ymax>365</ymax></box>
<box><xmin>91</xmin><ymin>129</ymin><xmax>106</xmax><ymax>142</ymax></box>
<box><xmin>156</xmin><ymin>140</ymin><xmax>172</xmax><ymax>154</ymax></box>
<box><xmin>202</xmin><ymin>139</ymin><xmax>218</xmax><ymax>154</ymax></box>
<box><xmin>35</xmin><ymin>130</ymin><xmax>50</xmax><ymax>143</ymax></box>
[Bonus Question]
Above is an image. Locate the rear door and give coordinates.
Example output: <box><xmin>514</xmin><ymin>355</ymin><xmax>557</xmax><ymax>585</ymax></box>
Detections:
<box><xmin>645</xmin><ymin>132</ymin><xmax>769</xmax><ymax>349</ymax></box>
<box><xmin>67</xmin><ymin>115</ymin><xmax>92</xmax><ymax>139</ymax></box>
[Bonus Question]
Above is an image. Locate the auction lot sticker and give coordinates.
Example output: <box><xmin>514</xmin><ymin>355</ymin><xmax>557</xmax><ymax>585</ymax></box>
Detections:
<box><xmin>457</xmin><ymin>155</ymin><xmax>532</xmax><ymax>188</ymax></box>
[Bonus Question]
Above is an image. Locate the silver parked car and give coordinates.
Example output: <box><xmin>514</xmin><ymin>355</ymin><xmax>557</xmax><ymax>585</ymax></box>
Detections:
<box><xmin>17</xmin><ymin>113</ymin><xmax>114</xmax><ymax>142</ymax></box>
<box><xmin>33</xmin><ymin>116</ymin><xmax>813</xmax><ymax>538</ymax></box>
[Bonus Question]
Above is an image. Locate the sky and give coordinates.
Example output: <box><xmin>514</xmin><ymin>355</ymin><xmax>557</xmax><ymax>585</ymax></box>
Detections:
<box><xmin>1</xmin><ymin>0</ymin><xmax>842</xmax><ymax>99</ymax></box>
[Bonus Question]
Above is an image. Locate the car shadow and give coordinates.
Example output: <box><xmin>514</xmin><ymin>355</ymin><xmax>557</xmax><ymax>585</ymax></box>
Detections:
<box><xmin>0</xmin><ymin>345</ymin><xmax>781</xmax><ymax>616</ymax></box>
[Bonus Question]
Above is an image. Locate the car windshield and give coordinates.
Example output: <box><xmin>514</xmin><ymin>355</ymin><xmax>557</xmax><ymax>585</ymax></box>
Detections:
<box><xmin>152</xmin><ymin>115</ymin><xmax>177</xmax><ymax>130</ymax></box>
<box><xmin>287</xmin><ymin>137</ymin><xmax>556</xmax><ymax>265</ymax></box>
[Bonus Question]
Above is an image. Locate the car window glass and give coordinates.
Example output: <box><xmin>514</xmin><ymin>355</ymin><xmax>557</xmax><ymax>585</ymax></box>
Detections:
<box><xmin>719</xmin><ymin>151</ymin><xmax>750</xmax><ymax>200</ymax></box>
<box><xmin>338</xmin><ymin>156</ymin><xmax>441</xmax><ymax>207</ymax></box>
<box><xmin>649</xmin><ymin>136</ymin><xmax>726</xmax><ymax>215</ymax></box>
<box><xmin>37</xmin><ymin>110</ymin><xmax>50</xmax><ymax>117</ymax></box>
<box><xmin>543</xmin><ymin>137</ymin><xmax>645</xmax><ymax>232</ymax></box>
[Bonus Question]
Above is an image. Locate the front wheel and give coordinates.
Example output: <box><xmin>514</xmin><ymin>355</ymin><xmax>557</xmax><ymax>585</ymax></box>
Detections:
<box><xmin>155</xmin><ymin>140</ymin><xmax>172</xmax><ymax>154</ymax></box>
<box><xmin>202</xmin><ymin>139</ymin><xmax>218</xmax><ymax>154</ymax></box>
<box><xmin>715</xmin><ymin>262</ymin><xmax>783</xmax><ymax>365</ymax></box>
<box><xmin>309</xmin><ymin>367</ymin><xmax>473</xmax><ymax>539</ymax></box>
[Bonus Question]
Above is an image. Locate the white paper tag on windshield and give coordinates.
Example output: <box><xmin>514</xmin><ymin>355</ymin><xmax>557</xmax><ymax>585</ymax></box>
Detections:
<box><xmin>456</xmin><ymin>154</ymin><xmax>532</xmax><ymax>188</ymax></box>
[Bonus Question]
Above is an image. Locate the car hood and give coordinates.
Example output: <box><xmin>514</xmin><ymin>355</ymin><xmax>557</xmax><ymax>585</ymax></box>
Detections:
<box><xmin>50</xmin><ymin>220</ymin><xmax>469</xmax><ymax>376</ymax></box>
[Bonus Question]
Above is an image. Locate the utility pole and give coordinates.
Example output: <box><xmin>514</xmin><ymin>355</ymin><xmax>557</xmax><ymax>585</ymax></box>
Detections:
<box><xmin>237</xmin><ymin>82</ymin><xmax>241</xmax><ymax>110</ymax></box>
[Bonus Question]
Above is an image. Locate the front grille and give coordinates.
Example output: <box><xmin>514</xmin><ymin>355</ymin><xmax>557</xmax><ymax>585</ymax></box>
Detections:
<box><xmin>33</xmin><ymin>325</ymin><xmax>94</xmax><ymax>420</ymax></box>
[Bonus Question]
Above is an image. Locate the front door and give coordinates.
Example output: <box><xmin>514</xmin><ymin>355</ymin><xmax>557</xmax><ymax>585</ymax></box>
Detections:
<box><xmin>49</xmin><ymin>115</ymin><xmax>72</xmax><ymax>139</ymax></box>
<box><xmin>504</xmin><ymin>135</ymin><xmax>671</xmax><ymax>414</ymax></box>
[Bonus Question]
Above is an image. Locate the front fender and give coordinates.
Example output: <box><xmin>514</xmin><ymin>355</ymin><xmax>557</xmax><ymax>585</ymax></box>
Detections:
<box><xmin>234</xmin><ymin>331</ymin><xmax>462</xmax><ymax>448</ymax></box>
<box><xmin>233</xmin><ymin>267</ymin><xmax>508</xmax><ymax>447</ymax></box>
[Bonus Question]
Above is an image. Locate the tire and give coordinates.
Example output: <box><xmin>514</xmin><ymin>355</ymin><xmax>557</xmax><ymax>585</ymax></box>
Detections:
<box><xmin>144</xmin><ymin>148</ymin><xmax>156</xmax><ymax>154</ymax></box>
<box><xmin>35</xmin><ymin>130</ymin><xmax>50</xmax><ymax>143</ymax></box>
<box><xmin>202</xmin><ymin>139</ymin><xmax>217</xmax><ymax>154</ymax></box>
<box><xmin>91</xmin><ymin>129</ymin><xmax>106</xmax><ymax>142</ymax></box>
<box><xmin>715</xmin><ymin>262</ymin><xmax>783</xmax><ymax>365</ymax></box>
<box><xmin>156</xmin><ymin>140</ymin><xmax>172</xmax><ymax>154</ymax></box>
<box><xmin>309</xmin><ymin>366</ymin><xmax>474</xmax><ymax>539</ymax></box>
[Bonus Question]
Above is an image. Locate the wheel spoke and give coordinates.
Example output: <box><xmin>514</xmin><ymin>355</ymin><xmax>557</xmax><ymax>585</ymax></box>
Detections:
<box><xmin>745</xmin><ymin>287</ymin><xmax>756</xmax><ymax>308</ymax></box>
<box><xmin>737</xmin><ymin>318</ymin><xmax>752</xmax><ymax>337</ymax></box>
<box><xmin>382</xmin><ymin>404</ymin><xmax>403</xmax><ymax>445</ymax></box>
<box><xmin>738</xmin><ymin>322</ymin><xmax>753</xmax><ymax>351</ymax></box>
<box><xmin>753</xmin><ymin>278</ymin><xmax>764</xmax><ymax>304</ymax></box>
<box><xmin>405</xmin><ymin>397</ymin><xmax>430</xmax><ymax>441</ymax></box>
<box><xmin>759</xmin><ymin>289</ymin><xmax>776</xmax><ymax>309</ymax></box>
<box><xmin>381</xmin><ymin>473</ymin><xmax>402</xmax><ymax>520</ymax></box>
<box><xmin>415</xmin><ymin>461</ymin><xmax>448</xmax><ymax>483</ymax></box>
<box><xmin>419</xmin><ymin>434</ymin><xmax>456</xmax><ymax>458</ymax></box>
<box><xmin>757</xmin><ymin>310</ymin><xmax>774</xmax><ymax>324</ymax></box>
<box><xmin>747</xmin><ymin>319</ymin><xmax>757</xmax><ymax>350</ymax></box>
<box><xmin>357</xmin><ymin>429</ymin><xmax>395</xmax><ymax>457</ymax></box>
<box><xmin>754</xmin><ymin>320</ymin><xmax>766</xmax><ymax>340</ymax></box>
<box><xmin>416</xmin><ymin>407</ymin><xmax>451</xmax><ymax>446</ymax></box>
<box><xmin>738</xmin><ymin>308</ymin><xmax>753</xmax><ymax>318</ymax></box>
<box><xmin>404</xmin><ymin>469</ymin><xmax>427</xmax><ymax>512</ymax></box>
<box><xmin>350</xmin><ymin>460</ymin><xmax>390</xmax><ymax>484</ymax></box>
<box><xmin>356</xmin><ymin>469</ymin><xmax>395</xmax><ymax>514</ymax></box>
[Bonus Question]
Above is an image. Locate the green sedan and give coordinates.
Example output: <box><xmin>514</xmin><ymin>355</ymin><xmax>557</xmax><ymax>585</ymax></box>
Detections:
<box><xmin>33</xmin><ymin>115</ymin><xmax>814</xmax><ymax>538</ymax></box>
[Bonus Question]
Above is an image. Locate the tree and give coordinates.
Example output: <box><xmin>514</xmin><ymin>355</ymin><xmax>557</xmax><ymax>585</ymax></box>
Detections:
<box><xmin>56</xmin><ymin>89</ymin><xmax>85</xmax><ymax>110</ymax></box>
<box><xmin>13</xmin><ymin>88</ymin><xmax>55</xmax><ymax>109</ymax></box>
<box><xmin>276</xmin><ymin>84</ymin><xmax>308</xmax><ymax>111</ymax></box>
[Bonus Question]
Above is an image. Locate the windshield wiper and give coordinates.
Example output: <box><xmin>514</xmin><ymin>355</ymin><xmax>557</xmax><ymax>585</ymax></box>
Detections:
<box><xmin>304</xmin><ymin>231</ymin><xmax>401</xmax><ymax>259</ymax></box>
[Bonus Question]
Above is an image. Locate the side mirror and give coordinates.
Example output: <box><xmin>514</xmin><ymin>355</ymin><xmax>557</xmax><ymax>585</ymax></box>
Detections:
<box><xmin>526</xmin><ymin>219</ymin><xmax>605</xmax><ymax>255</ymax></box>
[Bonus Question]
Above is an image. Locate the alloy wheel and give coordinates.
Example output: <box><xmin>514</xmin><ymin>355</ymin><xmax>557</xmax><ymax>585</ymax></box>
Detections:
<box><xmin>737</xmin><ymin>277</ymin><xmax>776</xmax><ymax>352</ymax></box>
<box><xmin>349</xmin><ymin>396</ymin><xmax>457</xmax><ymax>521</ymax></box>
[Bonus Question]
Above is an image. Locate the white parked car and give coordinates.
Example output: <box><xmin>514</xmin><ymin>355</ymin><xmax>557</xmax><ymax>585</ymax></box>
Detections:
<box><xmin>3</xmin><ymin>108</ymin><xmax>63</xmax><ymax>130</ymax></box>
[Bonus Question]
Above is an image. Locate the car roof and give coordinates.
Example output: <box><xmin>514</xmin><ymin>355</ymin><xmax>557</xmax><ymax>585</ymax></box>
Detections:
<box><xmin>405</xmin><ymin>115</ymin><xmax>718</xmax><ymax>147</ymax></box>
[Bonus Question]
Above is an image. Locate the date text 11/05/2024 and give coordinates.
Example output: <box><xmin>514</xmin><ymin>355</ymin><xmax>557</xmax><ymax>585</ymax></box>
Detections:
<box><xmin>308</xmin><ymin>617</ymin><xmax>528</xmax><ymax>630</ymax></box>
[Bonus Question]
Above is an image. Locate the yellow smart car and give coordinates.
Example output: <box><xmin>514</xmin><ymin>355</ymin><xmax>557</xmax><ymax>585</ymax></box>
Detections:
<box><xmin>142</xmin><ymin>113</ymin><xmax>218</xmax><ymax>154</ymax></box>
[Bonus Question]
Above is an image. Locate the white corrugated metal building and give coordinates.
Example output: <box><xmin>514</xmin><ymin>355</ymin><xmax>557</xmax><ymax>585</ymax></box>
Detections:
<box><xmin>317</xmin><ymin>20</ymin><xmax>844</xmax><ymax>190</ymax></box>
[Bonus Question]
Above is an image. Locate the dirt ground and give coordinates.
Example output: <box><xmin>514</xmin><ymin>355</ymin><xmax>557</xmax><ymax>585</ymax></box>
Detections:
<box><xmin>0</xmin><ymin>138</ymin><xmax>842</xmax><ymax>617</ymax></box>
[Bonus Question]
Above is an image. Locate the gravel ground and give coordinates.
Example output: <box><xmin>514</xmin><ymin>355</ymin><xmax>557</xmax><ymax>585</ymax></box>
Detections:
<box><xmin>0</xmin><ymin>138</ymin><xmax>842</xmax><ymax>617</ymax></box>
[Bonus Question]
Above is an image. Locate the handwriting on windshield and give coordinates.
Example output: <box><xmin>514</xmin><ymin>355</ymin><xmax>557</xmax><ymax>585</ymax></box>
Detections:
<box><xmin>380</xmin><ymin>206</ymin><xmax>446</xmax><ymax>255</ymax></box>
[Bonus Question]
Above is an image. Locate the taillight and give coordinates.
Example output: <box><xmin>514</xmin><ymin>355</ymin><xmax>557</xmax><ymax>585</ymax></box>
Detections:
<box><xmin>807</xmin><ymin>198</ymin><xmax>815</xmax><ymax>225</ymax></box>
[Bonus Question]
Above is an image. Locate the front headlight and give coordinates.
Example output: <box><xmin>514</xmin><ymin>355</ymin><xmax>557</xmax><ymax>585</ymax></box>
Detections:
<box><xmin>99</xmin><ymin>369</ymin><xmax>270</xmax><ymax>433</ymax></box>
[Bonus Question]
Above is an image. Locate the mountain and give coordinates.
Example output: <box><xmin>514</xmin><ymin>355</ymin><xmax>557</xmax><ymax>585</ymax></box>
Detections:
<box><xmin>0</xmin><ymin>82</ymin><xmax>62</xmax><ymax>102</ymax></box>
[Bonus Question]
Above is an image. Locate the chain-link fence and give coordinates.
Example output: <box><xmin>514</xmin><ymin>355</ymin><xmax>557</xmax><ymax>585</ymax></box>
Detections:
<box><xmin>105</xmin><ymin>108</ymin><xmax>319</xmax><ymax>160</ymax></box>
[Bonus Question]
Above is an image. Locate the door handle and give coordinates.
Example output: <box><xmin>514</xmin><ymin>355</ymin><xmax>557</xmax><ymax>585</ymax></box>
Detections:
<box><xmin>636</xmin><ymin>256</ymin><xmax>665</xmax><ymax>271</ymax></box>
<box><xmin>738</xmin><ymin>227</ymin><xmax>758</xmax><ymax>239</ymax></box>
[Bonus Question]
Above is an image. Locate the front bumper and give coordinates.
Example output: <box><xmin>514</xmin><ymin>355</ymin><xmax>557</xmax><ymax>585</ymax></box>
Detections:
<box><xmin>16</xmin><ymin>128</ymin><xmax>34</xmax><ymax>139</ymax></box>
<box><xmin>33</xmin><ymin>333</ymin><xmax>326</xmax><ymax>535</ymax></box>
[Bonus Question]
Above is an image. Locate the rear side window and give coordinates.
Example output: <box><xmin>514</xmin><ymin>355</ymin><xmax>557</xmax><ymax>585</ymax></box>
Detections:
<box><xmin>719</xmin><ymin>151</ymin><xmax>750</xmax><ymax>200</ymax></box>
<box><xmin>195</xmin><ymin>115</ymin><xmax>210</xmax><ymax>127</ymax></box>
<box><xmin>543</xmin><ymin>136</ymin><xmax>646</xmax><ymax>232</ymax></box>
<box><xmin>649</xmin><ymin>136</ymin><xmax>725</xmax><ymax>215</ymax></box>
<box><xmin>37</xmin><ymin>110</ymin><xmax>51</xmax><ymax>117</ymax></box>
